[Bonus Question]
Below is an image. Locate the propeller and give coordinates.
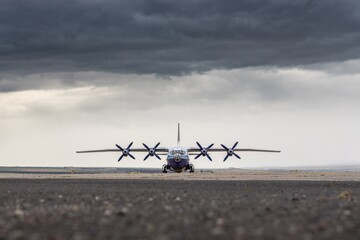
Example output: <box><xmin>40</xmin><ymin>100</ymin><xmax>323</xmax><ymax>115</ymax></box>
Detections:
<box><xmin>195</xmin><ymin>142</ymin><xmax>214</xmax><ymax>161</ymax></box>
<box><xmin>143</xmin><ymin>142</ymin><xmax>161</xmax><ymax>161</ymax></box>
<box><xmin>116</xmin><ymin>142</ymin><xmax>135</xmax><ymax>161</ymax></box>
<box><xmin>221</xmin><ymin>142</ymin><xmax>241</xmax><ymax>161</ymax></box>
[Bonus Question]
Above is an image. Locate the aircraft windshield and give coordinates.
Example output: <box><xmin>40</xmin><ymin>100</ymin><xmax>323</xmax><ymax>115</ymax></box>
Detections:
<box><xmin>170</xmin><ymin>149</ymin><xmax>186</xmax><ymax>155</ymax></box>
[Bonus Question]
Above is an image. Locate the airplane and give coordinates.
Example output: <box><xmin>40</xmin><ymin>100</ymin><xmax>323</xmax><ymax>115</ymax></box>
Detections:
<box><xmin>76</xmin><ymin>123</ymin><xmax>280</xmax><ymax>173</ymax></box>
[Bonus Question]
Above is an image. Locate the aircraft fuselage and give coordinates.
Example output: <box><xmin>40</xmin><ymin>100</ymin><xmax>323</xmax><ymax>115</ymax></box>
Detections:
<box><xmin>166</xmin><ymin>147</ymin><xmax>191</xmax><ymax>172</ymax></box>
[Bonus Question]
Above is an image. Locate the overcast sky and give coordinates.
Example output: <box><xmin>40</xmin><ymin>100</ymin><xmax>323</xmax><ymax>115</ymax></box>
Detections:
<box><xmin>1</xmin><ymin>0</ymin><xmax>360</xmax><ymax>168</ymax></box>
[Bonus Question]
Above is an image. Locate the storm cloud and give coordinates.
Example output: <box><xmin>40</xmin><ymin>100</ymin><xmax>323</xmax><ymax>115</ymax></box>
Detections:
<box><xmin>1</xmin><ymin>0</ymin><xmax>360</xmax><ymax>82</ymax></box>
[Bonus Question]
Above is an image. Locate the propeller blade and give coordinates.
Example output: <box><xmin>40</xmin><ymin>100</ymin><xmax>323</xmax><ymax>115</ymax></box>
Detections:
<box><xmin>223</xmin><ymin>154</ymin><xmax>229</xmax><ymax>162</ymax></box>
<box><xmin>196</xmin><ymin>142</ymin><xmax>213</xmax><ymax>160</ymax></box>
<box><xmin>154</xmin><ymin>142</ymin><xmax>161</xmax><ymax>149</ymax></box>
<box><xmin>234</xmin><ymin>153</ymin><xmax>241</xmax><ymax>159</ymax></box>
<box><xmin>143</xmin><ymin>142</ymin><xmax>161</xmax><ymax>160</ymax></box>
<box><xmin>144</xmin><ymin>153</ymin><xmax>150</xmax><ymax>161</ymax></box>
<box><xmin>143</xmin><ymin>143</ymin><xmax>150</xmax><ymax>150</ymax></box>
<box><xmin>116</xmin><ymin>144</ymin><xmax>123</xmax><ymax>151</ymax></box>
<box><xmin>232</xmin><ymin>141</ymin><xmax>238</xmax><ymax>149</ymax></box>
<box><xmin>207</xmin><ymin>143</ymin><xmax>214</xmax><ymax>149</ymax></box>
<box><xmin>118</xmin><ymin>154</ymin><xmax>124</xmax><ymax>162</ymax></box>
<box><xmin>127</xmin><ymin>142</ymin><xmax>133</xmax><ymax>150</ymax></box>
<box><xmin>128</xmin><ymin>153</ymin><xmax>135</xmax><ymax>159</ymax></box>
<box><xmin>221</xmin><ymin>144</ymin><xmax>229</xmax><ymax>151</ymax></box>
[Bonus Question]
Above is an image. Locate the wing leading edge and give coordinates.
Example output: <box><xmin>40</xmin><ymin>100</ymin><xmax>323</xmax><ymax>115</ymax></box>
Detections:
<box><xmin>190</xmin><ymin>148</ymin><xmax>281</xmax><ymax>153</ymax></box>
<box><xmin>76</xmin><ymin>147</ymin><xmax>168</xmax><ymax>153</ymax></box>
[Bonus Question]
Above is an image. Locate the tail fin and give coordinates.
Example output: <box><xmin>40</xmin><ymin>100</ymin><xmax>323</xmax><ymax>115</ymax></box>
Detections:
<box><xmin>177</xmin><ymin>123</ymin><xmax>180</xmax><ymax>146</ymax></box>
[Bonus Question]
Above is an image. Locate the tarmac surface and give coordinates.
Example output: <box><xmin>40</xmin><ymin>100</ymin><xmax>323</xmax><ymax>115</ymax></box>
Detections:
<box><xmin>1</xmin><ymin>169</ymin><xmax>359</xmax><ymax>181</ymax></box>
<box><xmin>0</xmin><ymin>177</ymin><xmax>359</xmax><ymax>240</ymax></box>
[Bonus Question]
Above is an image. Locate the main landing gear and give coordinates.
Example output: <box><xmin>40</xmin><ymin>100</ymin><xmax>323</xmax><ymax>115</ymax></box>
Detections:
<box><xmin>162</xmin><ymin>164</ymin><xmax>169</xmax><ymax>173</ymax></box>
<box><xmin>187</xmin><ymin>164</ymin><xmax>195</xmax><ymax>173</ymax></box>
<box><xmin>189</xmin><ymin>164</ymin><xmax>195</xmax><ymax>173</ymax></box>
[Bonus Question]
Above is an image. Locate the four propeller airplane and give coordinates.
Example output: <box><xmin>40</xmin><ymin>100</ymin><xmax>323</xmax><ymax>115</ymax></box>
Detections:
<box><xmin>76</xmin><ymin>124</ymin><xmax>281</xmax><ymax>173</ymax></box>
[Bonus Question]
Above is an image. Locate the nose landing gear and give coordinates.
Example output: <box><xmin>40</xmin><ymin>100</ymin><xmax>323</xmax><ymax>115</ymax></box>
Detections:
<box><xmin>162</xmin><ymin>164</ymin><xmax>194</xmax><ymax>173</ymax></box>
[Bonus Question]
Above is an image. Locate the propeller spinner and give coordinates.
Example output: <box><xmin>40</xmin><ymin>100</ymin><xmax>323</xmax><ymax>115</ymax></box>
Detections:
<box><xmin>195</xmin><ymin>142</ymin><xmax>214</xmax><ymax>161</ymax></box>
<box><xmin>221</xmin><ymin>142</ymin><xmax>241</xmax><ymax>161</ymax></box>
<box><xmin>143</xmin><ymin>142</ymin><xmax>161</xmax><ymax>161</ymax></box>
<box><xmin>116</xmin><ymin>142</ymin><xmax>135</xmax><ymax>161</ymax></box>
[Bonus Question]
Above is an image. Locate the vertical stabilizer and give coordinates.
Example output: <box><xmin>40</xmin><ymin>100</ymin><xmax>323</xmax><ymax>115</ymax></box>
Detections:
<box><xmin>177</xmin><ymin>123</ymin><xmax>180</xmax><ymax>146</ymax></box>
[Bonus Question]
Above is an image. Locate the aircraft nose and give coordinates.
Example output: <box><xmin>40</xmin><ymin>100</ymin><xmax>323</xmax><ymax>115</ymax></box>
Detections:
<box><xmin>175</xmin><ymin>154</ymin><xmax>181</xmax><ymax>162</ymax></box>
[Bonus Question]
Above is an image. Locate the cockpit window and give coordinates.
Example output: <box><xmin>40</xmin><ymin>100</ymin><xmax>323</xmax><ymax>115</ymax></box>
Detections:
<box><xmin>170</xmin><ymin>149</ymin><xmax>185</xmax><ymax>155</ymax></box>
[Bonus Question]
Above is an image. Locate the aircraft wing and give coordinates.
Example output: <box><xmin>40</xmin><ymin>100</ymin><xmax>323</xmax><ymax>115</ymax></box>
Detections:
<box><xmin>76</xmin><ymin>143</ymin><xmax>168</xmax><ymax>161</ymax></box>
<box><xmin>187</xmin><ymin>142</ymin><xmax>280</xmax><ymax>161</ymax></box>
<box><xmin>187</xmin><ymin>147</ymin><xmax>280</xmax><ymax>153</ymax></box>
<box><xmin>77</xmin><ymin>147</ymin><xmax>168</xmax><ymax>153</ymax></box>
<box><xmin>209</xmin><ymin>148</ymin><xmax>280</xmax><ymax>153</ymax></box>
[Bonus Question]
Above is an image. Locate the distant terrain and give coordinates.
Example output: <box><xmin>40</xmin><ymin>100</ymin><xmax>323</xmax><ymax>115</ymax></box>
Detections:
<box><xmin>0</xmin><ymin>167</ymin><xmax>159</xmax><ymax>174</ymax></box>
<box><xmin>0</xmin><ymin>165</ymin><xmax>360</xmax><ymax>174</ymax></box>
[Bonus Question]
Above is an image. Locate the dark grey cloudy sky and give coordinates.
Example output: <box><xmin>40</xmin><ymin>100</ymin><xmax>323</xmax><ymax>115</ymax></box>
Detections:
<box><xmin>0</xmin><ymin>0</ymin><xmax>360</xmax><ymax>168</ymax></box>
<box><xmin>1</xmin><ymin>0</ymin><xmax>360</xmax><ymax>85</ymax></box>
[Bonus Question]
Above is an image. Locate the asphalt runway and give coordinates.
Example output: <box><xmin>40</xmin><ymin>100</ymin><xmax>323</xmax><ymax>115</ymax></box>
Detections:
<box><xmin>0</xmin><ymin>179</ymin><xmax>359</xmax><ymax>240</ymax></box>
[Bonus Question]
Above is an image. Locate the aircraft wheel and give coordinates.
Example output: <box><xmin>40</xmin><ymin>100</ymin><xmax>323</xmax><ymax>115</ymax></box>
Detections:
<box><xmin>189</xmin><ymin>164</ymin><xmax>195</xmax><ymax>173</ymax></box>
<box><xmin>162</xmin><ymin>164</ymin><xmax>168</xmax><ymax>173</ymax></box>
